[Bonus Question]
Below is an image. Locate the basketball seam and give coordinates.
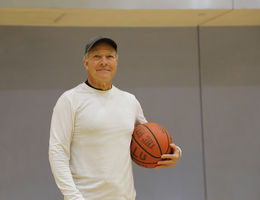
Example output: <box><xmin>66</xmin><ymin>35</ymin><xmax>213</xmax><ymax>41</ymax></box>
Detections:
<box><xmin>141</xmin><ymin>124</ymin><xmax>163</xmax><ymax>155</ymax></box>
<box><xmin>165</xmin><ymin>132</ymin><xmax>171</xmax><ymax>154</ymax></box>
<box><xmin>132</xmin><ymin>135</ymin><xmax>161</xmax><ymax>159</ymax></box>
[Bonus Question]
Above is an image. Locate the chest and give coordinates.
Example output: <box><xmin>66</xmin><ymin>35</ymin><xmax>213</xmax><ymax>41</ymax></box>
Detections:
<box><xmin>73</xmin><ymin>93</ymin><xmax>136</xmax><ymax>135</ymax></box>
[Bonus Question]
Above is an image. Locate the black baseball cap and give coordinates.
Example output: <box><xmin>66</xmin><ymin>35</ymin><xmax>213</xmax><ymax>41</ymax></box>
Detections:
<box><xmin>85</xmin><ymin>36</ymin><xmax>117</xmax><ymax>54</ymax></box>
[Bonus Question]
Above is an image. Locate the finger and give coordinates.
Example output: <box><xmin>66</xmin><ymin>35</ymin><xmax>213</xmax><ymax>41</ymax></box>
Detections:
<box><xmin>155</xmin><ymin>165</ymin><xmax>168</xmax><ymax>170</ymax></box>
<box><xmin>161</xmin><ymin>154</ymin><xmax>178</xmax><ymax>160</ymax></box>
<box><xmin>155</xmin><ymin>161</ymin><xmax>177</xmax><ymax>169</ymax></box>
<box><xmin>170</xmin><ymin>144</ymin><xmax>182</xmax><ymax>157</ymax></box>
<box><xmin>155</xmin><ymin>162</ymin><xmax>173</xmax><ymax>169</ymax></box>
<box><xmin>170</xmin><ymin>143</ymin><xmax>177</xmax><ymax>151</ymax></box>
<box><xmin>170</xmin><ymin>143</ymin><xmax>177</xmax><ymax>148</ymax></box>
<box><xmin>157</xmin><ymin>160</ymin><xmax>175</xmax><ymax>165</ymax></box>
<box><xmin>175</xmin><ymin>146</ymin><xmax>182</xmax><ymax>158</ymax></box>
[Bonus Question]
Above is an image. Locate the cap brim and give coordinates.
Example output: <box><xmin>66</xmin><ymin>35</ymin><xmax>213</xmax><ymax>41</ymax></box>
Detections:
<box><xmin>85</xmin><ymin>36</ymin><xmax>117</xmax><ymax>53</ymax></box>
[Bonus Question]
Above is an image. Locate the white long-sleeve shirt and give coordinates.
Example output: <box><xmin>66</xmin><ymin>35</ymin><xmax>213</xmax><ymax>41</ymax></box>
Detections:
<box><xmin>49</xmin><ymin>82</ymin><xmax>147</xmax><ymax>200</ymax></box>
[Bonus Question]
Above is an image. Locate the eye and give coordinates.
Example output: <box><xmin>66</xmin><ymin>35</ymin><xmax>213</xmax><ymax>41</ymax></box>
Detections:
<box><xmin>107</xmin><ymin>55</ymin><xmax>115</xmax><ymax>59</ymax></box>
<box><xmin>92</xmin><ymin>55</ymin><xmax>101</xmax><ymax>60</ymax></box>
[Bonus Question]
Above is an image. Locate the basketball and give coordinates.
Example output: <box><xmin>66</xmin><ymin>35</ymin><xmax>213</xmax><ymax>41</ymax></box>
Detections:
<box><xmin>130</xmin><ymin>122</ymin><xmax>173</xmax><ymax>168</ymax></box>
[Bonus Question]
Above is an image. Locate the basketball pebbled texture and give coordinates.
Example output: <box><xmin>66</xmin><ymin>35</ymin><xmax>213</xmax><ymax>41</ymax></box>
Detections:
<box><xmin>130</xmin><ymin>122</ymin><xmax>172</xmax><ymax>168</ymax></box>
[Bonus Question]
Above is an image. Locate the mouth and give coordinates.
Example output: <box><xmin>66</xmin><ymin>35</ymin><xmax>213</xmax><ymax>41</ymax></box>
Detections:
<box><xmin>96</xmin><ymin>69</ymin><xmax>111</xmax><ymax>72</ymax></box>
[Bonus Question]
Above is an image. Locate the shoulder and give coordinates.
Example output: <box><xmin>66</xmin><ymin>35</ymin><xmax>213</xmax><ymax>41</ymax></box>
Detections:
<box><xmin>113</xmin><ymin>86</ymin><xmax>137</xmax><ymax>101</ymax></box>
<box><xmin>112</xmin><ymin>87</ymin><xmax>143</xmax><ymax>109</ymax></box>
<box><xmin>55</xmin><ymin>83</ymin><xmax>83</xmax><ymax>107</ymax></box>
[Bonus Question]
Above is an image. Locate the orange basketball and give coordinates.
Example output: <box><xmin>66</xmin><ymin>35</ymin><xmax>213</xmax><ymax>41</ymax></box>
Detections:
<box><xmin>130</xmin><ymin>122</ymin><xmax>173</xmax><ymax>168</ymax></box>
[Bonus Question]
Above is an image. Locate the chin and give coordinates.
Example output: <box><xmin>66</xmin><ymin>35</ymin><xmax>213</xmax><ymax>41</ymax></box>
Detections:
<box><xmin>97</xmin><ymin>76</ymin><xmax>112</xmax><ymax>82</ymax></box>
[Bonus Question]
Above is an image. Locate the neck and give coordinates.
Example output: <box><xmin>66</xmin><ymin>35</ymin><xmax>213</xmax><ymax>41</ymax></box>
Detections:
<box><xmin>87</xmin><ymin>78</ymin><xmax>112</xmax><ymax>91</ymax></box>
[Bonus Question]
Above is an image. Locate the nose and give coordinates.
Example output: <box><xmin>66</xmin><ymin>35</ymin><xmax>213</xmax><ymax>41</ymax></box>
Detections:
<box><xmin>99</xmin><ymin>56</ymin><xmax>109</xmax><ymax>65</ymax></box>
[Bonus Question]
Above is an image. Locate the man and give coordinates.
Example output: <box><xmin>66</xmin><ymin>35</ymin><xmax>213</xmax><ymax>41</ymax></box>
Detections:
<box><xmin>49</xmin><ymin>36</ymin><xmax>182</xmax><ymax>200</ymax></box>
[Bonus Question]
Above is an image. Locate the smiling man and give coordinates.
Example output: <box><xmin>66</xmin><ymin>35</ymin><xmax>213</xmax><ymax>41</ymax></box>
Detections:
<box><xmin>83</xmin><ymin>37</ymin><xmax>118</xmax><ymax>90</ymax></box>
<box><xmin>49</xmin><ymin>36</ymin><xmax>182</xmax><ymax>200</ymax></box>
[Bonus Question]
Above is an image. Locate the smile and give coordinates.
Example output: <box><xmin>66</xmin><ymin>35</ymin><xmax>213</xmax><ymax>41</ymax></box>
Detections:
<box><xmin>97</xmin><ymin>69</ymin><xmax>110</xmax><ymax>71</ymax></box>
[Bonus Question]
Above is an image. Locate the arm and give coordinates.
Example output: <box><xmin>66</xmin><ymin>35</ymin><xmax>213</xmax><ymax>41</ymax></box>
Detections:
<box><xmin>134</xmin><ymin>96</ymin><xmax>148</xmax><ymax>126</ymax></box>
<box><xmin>48</xmin><ymin>93</ymin><xmax>85</xmax><ymax>200</ymax></box>
<box><xmin>133</xmin><ymin>96</ymin><xmax>182</xmax><ymax>170</ymax></box>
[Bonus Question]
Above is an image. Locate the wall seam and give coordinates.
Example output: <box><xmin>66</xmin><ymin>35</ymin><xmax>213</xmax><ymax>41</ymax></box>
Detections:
<box><xmin>197</xmin><ymin>25</ymin><xmax>208</xmax><ymax>200</ymax></box>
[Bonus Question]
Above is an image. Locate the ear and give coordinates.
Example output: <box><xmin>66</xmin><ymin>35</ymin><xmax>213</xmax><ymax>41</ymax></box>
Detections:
<box><xmin>82</xmin><ymin>57</ymin><xmax>89</xmax><ymax>71</ymax></box>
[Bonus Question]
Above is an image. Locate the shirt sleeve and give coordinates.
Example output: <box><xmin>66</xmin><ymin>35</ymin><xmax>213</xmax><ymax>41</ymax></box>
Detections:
<box><xmin>134</xmin><ymin>96</ymin><xmax>148</xmax><ymax>126</ymax></box>
<box><xmin>48</xmin><ymin>93</ymin><xmax>85</xmax><ymax>200</ymax></box>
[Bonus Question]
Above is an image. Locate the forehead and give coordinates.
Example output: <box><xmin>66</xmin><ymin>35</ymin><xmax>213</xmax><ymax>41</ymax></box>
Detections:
<box><xmin>89</xmin><ymin>42</ymin><xmax>116</xmax><ymax>54</ymax></box>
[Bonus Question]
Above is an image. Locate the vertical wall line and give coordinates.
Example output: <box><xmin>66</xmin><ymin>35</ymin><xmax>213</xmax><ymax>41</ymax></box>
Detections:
<box><xmin>197</xmin><ymin>25</ymin><xmax>208</xmax><ymax>200</ymax></box>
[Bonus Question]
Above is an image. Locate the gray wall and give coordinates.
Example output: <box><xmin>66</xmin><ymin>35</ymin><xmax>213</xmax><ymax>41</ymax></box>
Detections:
<box><xmin>200</xmin><ymin>27</ymin><xmax>260</xmax><ymax>200</ymax></box>
<box><xmin>0</xmin><ymin>0</ymin><xmax>260</xmax><ymax>9</ymax></box>
<box><xmin>0</xmin><ymin>26</ymin><xmax>259</xmax><ymax>200</ymax></box>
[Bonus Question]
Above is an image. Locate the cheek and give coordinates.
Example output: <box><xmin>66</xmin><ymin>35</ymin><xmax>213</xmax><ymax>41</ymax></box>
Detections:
<box><xmin>112</xmin><ymin>61</ymin><xmax>118</xmax><ymax>70</ymax></box>
<box><xmin>111</xmin><ymin>65</ymin><xmax>117</xmax><ymax>75</ymax></box>
<box><xmin>86</xmin><ymin>67</ymin><xmax>97</xmax><ymax>77</ymax></box>
<box><xmin>87</xmin><ymin>62</ymin><xmax>98</xmax><ymax>72</ymax></box>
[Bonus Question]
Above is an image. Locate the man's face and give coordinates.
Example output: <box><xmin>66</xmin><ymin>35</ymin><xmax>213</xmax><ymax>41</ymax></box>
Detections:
<box><xmin>83</xmin><ymin>42</ymin><xmax>118</xmax><ymax>84</ymax></box>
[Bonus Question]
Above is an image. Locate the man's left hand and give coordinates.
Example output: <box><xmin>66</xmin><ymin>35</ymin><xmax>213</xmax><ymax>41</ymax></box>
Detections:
<box><xmin>155</xmin><ymin>143</ymin><xmax>182</xmax><ymax>170</ymax></box>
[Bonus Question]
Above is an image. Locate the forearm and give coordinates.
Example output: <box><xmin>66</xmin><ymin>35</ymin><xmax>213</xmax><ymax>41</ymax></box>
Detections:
<box><xmin>49</xmin><ymin>145</ymin><xmax>85</xmax><ymax>200</ymax></box>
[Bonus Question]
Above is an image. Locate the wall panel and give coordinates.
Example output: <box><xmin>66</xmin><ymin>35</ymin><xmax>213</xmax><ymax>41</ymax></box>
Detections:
<box><xmin>235</xmin><ymin>0</ymin><xmax>260</xmax><ymax>8</ymax></box>
<box><xmin>200</xmin><ymin>26</ymin><xmax>260</xmax><ymax>200</ymax></box>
